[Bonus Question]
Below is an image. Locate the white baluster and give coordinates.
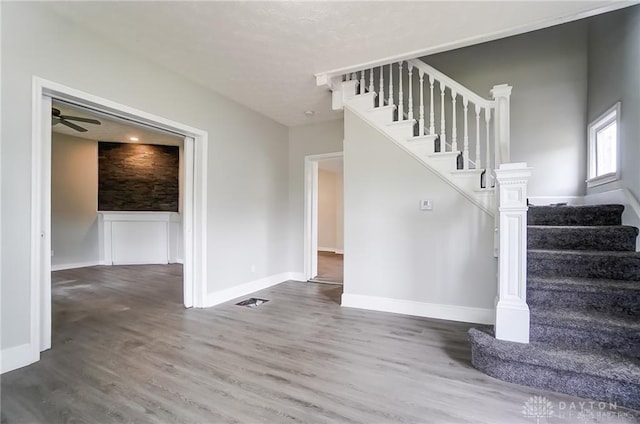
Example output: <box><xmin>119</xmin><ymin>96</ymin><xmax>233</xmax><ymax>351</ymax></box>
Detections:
<box><xmin>369</xmin><ymin>68</ymin><xmax>374</xmax><ymax>94</ymax></box>
<box><xmin>485</xmin><ymin>107</ymin><xmax>492</xmax><ymax>185</ymax></box>
<box><xmin>351</xmin><ymin>72</ymin><xmax>357</xmax><ymax>81</ymax></box>
<box><xmin>360</xmin><ymin>71</ymin><xmax>365</xmax><ymax>94</ymax></box>
<box><xmin>388</xmin><ymin>63</ymin><xmax>394</xmax><ymax>109</ymax></box>
<box><xmin>429</xmin><ymin>75</ymin><xmax>435</xmax><ymax>135</ymax></box>
<box><xmin>451</xmin><ymin>90</ymin><xmax>458</xmax><ymax>152</ymax></box>
<box><xmin>463</xmin><ymin>97</ymin><xmax>469</xmax><ymax>169</ymax></box>
<box><xmin>398</xmin><ymin>62</ymin><xmax>404</xmax><ymax>120</ymax></box>
<box><xmin>440</xmin><ymin>82</ymin><xmax>446</xmax><ymax>150</ymax></box>
<box><xmin>475</xmin><ymin>104</ymin><xmax>481</xmax><ymax>169</ymax></box>
<box><xmin>379</xmin><ymin>66</ymin><xmax>385</xmax><ymax>107</ymax></box>
<box><xmin>407</xmin><ymin>63</ymin><xmax>414</xmax><ymax>121</ymax></box>
<box><xmin>418</xmin><ymin>71</ymin><xmax>425</xmax><ymax>136</ymax></box>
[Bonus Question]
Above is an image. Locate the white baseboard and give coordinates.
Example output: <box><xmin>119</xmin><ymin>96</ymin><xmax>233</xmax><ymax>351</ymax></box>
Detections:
<box><xmin>51</xmin><ymin>260</ymin><xmax>101</xmax><ymax>271</ymax></box>
<box><xmin>341</xmin><ymin>293</ymin><xmax>494</xmax><ymax>325</ymax></box>
<box><xmin>1</xmin><ymin>343</ymin><xmax>38</xmax><ymax>374</ymax></box>
<box><xmin>205</xmin><ymin>272</ymin><xmax>302</xmax><ymax>307</ymax></box>
<box><xmin>287</xmin><ymin>272</ymin><xmax>306</xmax><ymax>282</ymax></box>
<box><xmin>175</xmin><ymin>258</ymin><xmax>184</xmax><ymax>264</ymax></box>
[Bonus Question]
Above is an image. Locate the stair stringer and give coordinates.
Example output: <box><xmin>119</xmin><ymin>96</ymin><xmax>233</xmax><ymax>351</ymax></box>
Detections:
<box><xmin>344</xmin><ymin>102</ymin><xmax>495</xmax><ymax>217</ymax></box>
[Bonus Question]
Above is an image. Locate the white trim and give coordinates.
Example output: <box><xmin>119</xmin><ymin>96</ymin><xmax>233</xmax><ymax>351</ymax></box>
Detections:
<box><xmin>31</xmin><ymin>77</ymin><xmax>209</xmax><ymax>360</ymax></box>
<box><xmin>288</xmin><ymin>272</ymin><xmax>306</xmax><ymax>282</ymax></box>
<box><xmin>1</xmin><ymin>343</ymin><xmax>38</xmax><ymax>374</ymax></box>
<box><xmin>587</xmin><ymin>102</ymin><xmax>621</xmax><ymax>187</ymax></box>
<box><xmin>205</xmin><ymin>272</ymin><xmax>302</xmax><ymax>307</ymax></box>
<box><xmin>51</xmin><ymin>261</ymin><xmax>102</xmax><ymax>271</ymax></box>
<box><xmin>341</xmin><ymin>293</ymin><xmax>494</xmax><ymax>325</ymax></box>
<box><xmin>315</xmin><ymin>2</ymin><xmax>630</xmax><ymax>85</ymax></box>
<box><xmin>304</xmin><ymin>152</ymin><xmax>344</xmax><ymax>281</ymax></box>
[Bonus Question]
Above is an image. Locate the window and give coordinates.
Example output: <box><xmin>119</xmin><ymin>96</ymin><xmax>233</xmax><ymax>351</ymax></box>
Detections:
<box><xmin>587</xmin><ymin>102</ymin><xmax>621</xmax><ymax>188</ymax></box>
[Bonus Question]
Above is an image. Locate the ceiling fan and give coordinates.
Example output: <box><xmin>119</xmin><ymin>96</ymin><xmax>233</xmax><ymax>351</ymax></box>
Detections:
<box><xmin>51</xmin><ymin>107</ymin><xmax>101</xmax><ymax>132</ymax></box>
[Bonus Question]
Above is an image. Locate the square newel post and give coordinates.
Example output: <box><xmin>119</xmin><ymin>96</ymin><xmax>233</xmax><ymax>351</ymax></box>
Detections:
<box><xmin>490</xmin><ymin>84</ymin><xmax>512</xmax><ymax>168</ymax></box>
<box><xmin>332</xmin><ymin>79</ymin><xmax>359</xmax><ymax>111</ymax></box>
<box><xmin>495</xmin><ymin>163</ymin><xmax>532</xmax><ymax>344</ymax></box>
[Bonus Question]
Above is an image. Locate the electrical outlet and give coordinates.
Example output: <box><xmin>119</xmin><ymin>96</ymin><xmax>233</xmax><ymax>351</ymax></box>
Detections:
<box><xmin>420</xmin><ymin>199</ymin><xmax>433</xmax><ymax>211</ymax></box>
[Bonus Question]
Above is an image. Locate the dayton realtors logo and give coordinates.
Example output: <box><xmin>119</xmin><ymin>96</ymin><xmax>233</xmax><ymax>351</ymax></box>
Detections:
<box><xmin>522</xmin><ymin>396</ymin><xmax>633</xmax><ymax>422</ymax></box>
<box><xmin>522</xmin><ymin>396</ymin><xmax>554</xmax><ymax>423</ymax></box>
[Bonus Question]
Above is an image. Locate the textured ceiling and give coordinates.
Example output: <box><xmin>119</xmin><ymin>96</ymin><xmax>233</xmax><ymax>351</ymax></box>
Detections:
<box><xmin>52</xmin><ymin>101</ymin><xmax>184</xmax><ymax>146</ymax></box>
<box><xmin>46</xmin><ymin>1</ymin><xmax>624</xmax><ymax>127</ymax></box>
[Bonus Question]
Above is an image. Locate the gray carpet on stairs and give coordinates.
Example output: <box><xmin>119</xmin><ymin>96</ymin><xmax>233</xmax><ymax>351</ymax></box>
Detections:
<box><xmin>469</xmin><ymin>203</ymin><xmax>640</xmax><ymax>411</ymax></box>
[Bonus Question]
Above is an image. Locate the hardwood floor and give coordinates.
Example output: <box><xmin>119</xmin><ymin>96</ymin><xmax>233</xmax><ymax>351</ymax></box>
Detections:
<box><xmin>1</xmin><ymin>265</ymin><xmax>637</xmax><ymax>423</ymax></box>
<box><xmin>313</xmin><ymin>251</ymin><xmax>343</xmax><ymax>284</ymax></box>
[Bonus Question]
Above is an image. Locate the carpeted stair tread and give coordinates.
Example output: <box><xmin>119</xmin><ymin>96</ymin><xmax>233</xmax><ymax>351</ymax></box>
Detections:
<box><xmin>528</xmin><ymin>249</ymin><xmax>640</xmax><ymax>280</ymax></box>
<box><xmin>528</xmin><ymin>225</ymin><xmax>638</xmax><ymax>251</ymax></box>
<box><xmin>528</xmin><ymin>275</ymin><xmax>640</xmax><ymax>291</ymax></box>
<box><xmin>527</xmin><ymin>276</ymin><xmax>640</xmax><ymax>316</ymax></box>
<box><xmin>530</xmin><ymin>308</ymin><xmax>640</xmax><ymax>332</ymax></box>
<box><xmin>469</xmin><ymin>327</ymin><xmax>640</xmax><ymax>385</ymax></box>
<box><xmin>528</xmin><ymin>204</ymin><xmax>623</xmax><ymax>226</ymax></box>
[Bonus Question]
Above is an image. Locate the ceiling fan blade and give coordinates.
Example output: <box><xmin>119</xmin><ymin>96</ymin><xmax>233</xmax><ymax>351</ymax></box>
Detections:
<box><xmin>59</xmin><ymin>115</ymin><xmax>101</xmax><ymax>125</ymax></box>
<box><xmin>60</xmin><ymin>119</ymin><xmax>88</xmax><ymax>132</ymax></box>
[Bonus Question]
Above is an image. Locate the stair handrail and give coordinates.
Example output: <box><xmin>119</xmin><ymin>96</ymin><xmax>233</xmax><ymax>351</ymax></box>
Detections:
<box><xmin>406</xmin><ymin>59</ymin><xmax>493</xmax><ymax>109</ymax></box>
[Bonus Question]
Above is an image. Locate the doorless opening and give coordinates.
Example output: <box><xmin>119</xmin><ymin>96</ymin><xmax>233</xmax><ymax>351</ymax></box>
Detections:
<box><xmin>303</xmin><ymin>152</ymin><xmax>344</xmax><ymax>284</ymax></box>
<box><xmin>31</xmin><ymin>77</ymin><xmax>208</xmax><ymax>360</ymax></box>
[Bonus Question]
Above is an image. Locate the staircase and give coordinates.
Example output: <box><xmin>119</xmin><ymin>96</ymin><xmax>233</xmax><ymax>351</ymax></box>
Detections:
<box><xmin>326</xmin><ymin>61</ymin><xmax>514</xmax><ymax>215</ymax></box>
<box><xmin>469</xmin><ymin>204</ymin><xmax>640</xmax><ymax>409</ymax></box>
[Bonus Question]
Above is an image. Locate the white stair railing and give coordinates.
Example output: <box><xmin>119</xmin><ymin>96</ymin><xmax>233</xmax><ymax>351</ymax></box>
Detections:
<box><xmin>333</xmin><ymin>59</ymin><xmax>512</xmax><ymax>181</ymax></box>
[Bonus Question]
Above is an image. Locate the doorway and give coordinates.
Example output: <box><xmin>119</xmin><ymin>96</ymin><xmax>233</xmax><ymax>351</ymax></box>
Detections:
<box><xmin>31</xmin><ymin>77</ymin><xmax>208</xmax><ymax>356</ymax></box>
<box><xmin>303</xmin><ymin>152</ymin><xmax>344</xmax><ymax>285</ymax></box>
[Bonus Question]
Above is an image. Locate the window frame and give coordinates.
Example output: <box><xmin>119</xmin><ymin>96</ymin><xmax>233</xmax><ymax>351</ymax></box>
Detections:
<box><xmin>587</xmin><ymin>102</ymin><xmax>621</xmax><ymax>188</ymax></box>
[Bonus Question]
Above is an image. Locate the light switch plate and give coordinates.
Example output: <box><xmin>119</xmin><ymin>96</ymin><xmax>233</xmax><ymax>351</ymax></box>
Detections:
<box><xmin>420</xmin><ymin>199</ymin><xmax>433</xmax><ymax>211</ymax></box>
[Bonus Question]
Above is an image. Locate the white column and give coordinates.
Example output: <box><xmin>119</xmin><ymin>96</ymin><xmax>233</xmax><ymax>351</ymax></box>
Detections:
<box><xmin>491</xmin><ymin>84</ymin><xmax>512</xmax><ymax>169</ymax></box>
<box><xmin>494</xmin><ymin>163</ymin><xmax>532</xmax><ymax>344</ymax></box>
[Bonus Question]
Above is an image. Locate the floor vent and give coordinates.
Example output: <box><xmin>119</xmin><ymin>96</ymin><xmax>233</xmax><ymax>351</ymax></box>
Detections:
<box><xmin>235</xmin><ymin>298</ymin><xmax>269</xmax><ymax>308</ymax></box>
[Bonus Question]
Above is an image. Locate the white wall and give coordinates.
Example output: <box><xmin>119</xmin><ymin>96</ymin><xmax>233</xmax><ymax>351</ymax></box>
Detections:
<box><xmin>587</xmin><ymin>5</ymin><xmax>640</xmax><ymax>201</ymax></box>
<box><xmin>51</xmin><ymin>133</ymin><xmax>100</xmax><ymax>269</ymax></box>
<box><xmin>421</xmin><ymin>20</ymin><xmax>589</xmax><ymax>197</ymax></box>
<box><xmin>318</xmin><ymin>169</ymin><xmax>338</xmax><ymax>251</ymax></box>
<box><xmin>1</xmin><ymin>3</ymin><xmax>289</xmax><ymax>351</ymax></box>
<box><xmin>287</xmin><ymin>120</ymin><xmax>344</xmax><ymax>272</ymax></box>
<box><xmin>343</xmin><ymin>109</ymin><xmax>496</xmax><ymax>318</ymax></box>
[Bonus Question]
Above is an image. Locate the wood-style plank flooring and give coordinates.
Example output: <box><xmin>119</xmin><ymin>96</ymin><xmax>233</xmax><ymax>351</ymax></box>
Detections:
<box><xmin>1</xmin><ymin>265</ymin><xmax>638</xmax><ymax>423</ymax></box>
<box><xmin>313</xmin><ymin>252</ymin><xmax>343</xmax><ymax>284</ymax></box>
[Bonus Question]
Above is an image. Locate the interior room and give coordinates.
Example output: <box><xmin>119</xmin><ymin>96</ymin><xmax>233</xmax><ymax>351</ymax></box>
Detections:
<box><xmin>2</xmin><ymin>2</ymin><xmax>639</xmax><ymax>422</ymax></box>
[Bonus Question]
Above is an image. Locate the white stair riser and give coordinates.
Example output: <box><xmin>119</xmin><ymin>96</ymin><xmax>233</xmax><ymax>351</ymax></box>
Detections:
<box><xmin>346</xmin><ymin>93</ymin><xmax>376</xmax><ymax>111</ymax></box>
<box><xmin>451</xmin><ymin>173</ymin><xmax>484</xmax><ymax>191</ymax></box>
<box><xmin>368</xmin><ymin>107</ymin><xmax>395</xmax><ymax>125</ymax></box>
<box><xmin>428</xmin><ymin>156</ymin><xmax>459</xmax><ymax>173</ymax></box>
<box><xmin>405</xmin><ymin>141</ymin><xmax>434</xmax><ymax>157</ymax></box>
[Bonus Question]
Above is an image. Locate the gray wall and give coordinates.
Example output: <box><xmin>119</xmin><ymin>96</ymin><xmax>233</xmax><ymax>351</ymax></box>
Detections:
<box><xmin>51</xmin><ymin>133</ymin><xmax>100</xmax><ymax>268</ymax></box>
<box><xmin>421</xmin><ymin>20</ymin><xmax>589</xmax><ymax>197</ymax></box>
<box><xmin>1</xmin><ymin>3</ymin><xmax>289</xmax><ymax>350</ymax></box>
<box><xmin>587</xmin><ymin>5</ymin><xmax>640</xmax><ymax>200</ymax></box>
<box><xmin>343</xmin><ymin>109</ymin><xmax>496</xmax><ymax>309</ymax></box>
<box><xmin>287</xmin><ymin>120</ymin><xmax>344</xmax><ymax>272</ymax></box>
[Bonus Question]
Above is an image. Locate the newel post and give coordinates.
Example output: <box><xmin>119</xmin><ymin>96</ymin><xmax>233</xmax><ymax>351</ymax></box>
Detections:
<box><xmin>491</xmin><ymin>84</ymin><xmax>512</xmax><ymax>169</ymax></box>
<box><xmin>494</xmin><ymin>163</ymin><xmax>531</xmax><ymax>344</ymax></box>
